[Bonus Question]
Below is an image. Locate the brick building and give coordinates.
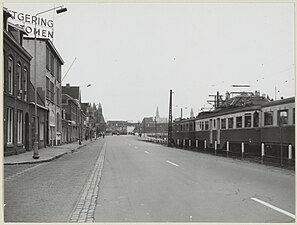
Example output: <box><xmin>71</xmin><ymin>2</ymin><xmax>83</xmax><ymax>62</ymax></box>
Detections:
<box><xmin>3</xmin><ymin>8</ymin><xmax>48</xmax><ymax>155</ymax></box>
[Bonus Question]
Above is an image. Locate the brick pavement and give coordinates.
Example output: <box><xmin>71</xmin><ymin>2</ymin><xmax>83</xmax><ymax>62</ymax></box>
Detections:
<box><xmin>68</xmin><ymin>140</ymin><xmax>106</xmax><ymax>223</ymax></box>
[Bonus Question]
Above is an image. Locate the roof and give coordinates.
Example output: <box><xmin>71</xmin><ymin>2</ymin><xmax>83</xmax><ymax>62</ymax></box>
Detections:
<box><xmin>23</xmin><ymin>37</ymin><xmax>64</xmax><ymax>64</ymax></box>
<box><xmin>62</xmin><ymin>85</ymin><xmax>80</xmax><ymax>102</ymax></box>
<box><xmin>261</xmin><ymin>97</ymin><xmax>295</xmax><ymax>108</ymax></box>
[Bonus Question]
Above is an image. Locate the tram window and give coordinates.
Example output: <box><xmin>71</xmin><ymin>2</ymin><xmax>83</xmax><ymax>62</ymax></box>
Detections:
<box><xmin>264</xmin><ymin>111</ymin><xmax>273</xmax><ymax>126</ymax></box>
<box><xmin>205</xmin><ymin>121</ymin><xmax>209</xmax><ymax>130</ymax></box>
<box><xmin>221</xmin><ymin>118</ymin><xmax>226</xmax><ymax>129</ymax></box>
<box><xmin>244</xmin><ymin>113</ymin><xmax>251</xmax><ymax>128</ymax></box>
<box><xmin>228</xmin><ymin>118</ymin><xmax>234</xmax><ymax>128</ymax></box>
<box><xmin>278</xmin><ymin>110</ymin><xmax>288</xmax><ymax>125</ymax></box>
<box><xmin>253</xmin><ymin>111</ymin><xmax>259</xmax><ymax>127</ymax></box>
<box><xmin>236</xmin><ymin>116</ymin><xmax>242</xmax><ymax>128</ymax></box>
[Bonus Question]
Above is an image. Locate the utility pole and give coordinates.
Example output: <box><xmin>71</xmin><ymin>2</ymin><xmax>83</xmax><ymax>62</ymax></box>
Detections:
<box><xmin>168</xmin><ymin>89</ymin><xmax>173</xmax><ymax>147</ymax></box>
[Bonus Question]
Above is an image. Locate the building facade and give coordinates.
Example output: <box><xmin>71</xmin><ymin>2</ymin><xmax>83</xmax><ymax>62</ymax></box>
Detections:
<box><xmin>23</xmin><ymin>37</ymin><xmax>64</xmax><ymax>146</ymax></box>
<box><xmin>3</xmin><ymin>8</ymin><xmax>48</xmax><ymax>155</ymax></box>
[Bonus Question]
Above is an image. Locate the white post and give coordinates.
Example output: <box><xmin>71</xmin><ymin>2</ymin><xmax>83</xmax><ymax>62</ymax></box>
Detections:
<box><xmin>183</xmin><ymin>139</ymin><xmax>185</xmax><ymax>149</ymax></box>
<box><xmin>215</xmin><ymin>140</ymin><xmax>217</xmax><ymax>155</ymax></box>
<box><xmin>241</xmin><ymin>142</ymin><xmax>244</xmax><ymax>160</ymax></box>
<box><xmin>204</xmin><ymin>140</ymin><xmax>207</xmax><ymax>150</ymax></box>
<box><xmin>261</xmin><ymin>143</ymin><xmax>265</xmax><ymax>164</ymax></box>
<box><xmin>288</xmin><ymin>144</ymin><xmax>292</xmax><ymax>168</ymax></box>
<box><xmin>189</xmin><ymin>140</ymin><xmax>191</xmax><ymax>148</ymax></box>
<box><xmin>177</xmin><ymin>139</ymin><xmax>179</xmax><ymax>147</ymax></box>
<box><xmin>288</xmin><ymin>144</ymin><xmax>292</xmax><ymax>159</ymax></box>
<box><xmin>226</xmin><ymin>141</ymin><xmax>229</xmax><ymax>157</ymax></box>
<box><xmin>196</xmin><ymin>140</ymin><xmax>198</xmax><ymax>148</ymax></box>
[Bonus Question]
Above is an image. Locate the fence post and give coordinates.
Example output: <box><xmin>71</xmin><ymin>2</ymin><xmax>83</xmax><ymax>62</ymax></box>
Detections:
<box><xmin>215</xmin><ymin>141</ymin><xmax>217</xmax><ymax>155</ymax></box>
<box><xmin>261</xmin><ymin>143</ymin><xmax>265</xmax><ymax>164</ymax></box>
<box><xmin>241</xmin><ymin>142</ymin><xmax>244</xmax><ymax>160</ymax></box>
<box><xmin>226</xmin><ymin>141</ymin><xmax>229</xmax><ymax>157</ymax></box>
<box><xmin>288</xmin><ymin>144</ymin><xmax>292</xmax><ymax>168</ymax></box>
<box><xmin>204</xmin><ymin>140</ymin><xmax>207</xmax><ymax>151</ymax></box>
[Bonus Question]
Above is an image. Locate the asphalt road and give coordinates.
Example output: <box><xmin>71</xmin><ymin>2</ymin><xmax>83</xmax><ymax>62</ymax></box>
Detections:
<box><xmin>95</xmin><ymin>135</ymin><xmax>295</xmax><ymax>223</ymax></box>
<box><xmin>4</xmin><ymin>139</ymin><xmax>105</xmax><ymax>222</ymax></box>
<box><xmin>4</xmin><ymin>135</ymin><xmax>295</xmax><ymax>223</ymax></box>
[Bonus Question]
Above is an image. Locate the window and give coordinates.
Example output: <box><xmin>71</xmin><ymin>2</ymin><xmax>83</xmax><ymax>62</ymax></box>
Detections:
<box><xmin>236</xmin><ymin>116</ymin><xmax>242</xmax><ymax>128</ymax></box>
<box><xmin>56</xmin><ymin>87</ymin><xmax>60</xmax><ymax>106</ymax></box>
<box><xmin>253</xmin><ymin>111</ymin><xmax>259</xmax><ymax>127</ymax></box>
<box><xmin>278</xmin><ymin>110</ymin><xmax>288</xmax><ymax>125</ymax></box>
<box><xmin>205</xmin><ymin>121</ymin><xmax>209</xmax><ymax>130</ymax></box>
<box><xmin>56</xmin><ymin>61</ymin><xmax>61</xmax><ymax>82</ymax></box>
<box><xmin>46</xmin><ymin>47</ymin><xmax>50</xmax><ymax>70</ymax></box>
<box><xmin>264</xmin><ymin>111</ymin><xmax>273</xmax><ymax>126</ymax></box>
<box><xmin>7</xmin><ymin>108</ymin><xmax>13</xmax><ymax>144</ymax></box>
<box><xmin>17</xmin><ymin>111</ymin><xmax>23</xmax><ymax>143</ymax></box>
<box><xmin>8</xmin><ymin>57</ymin><xmax>13</xmax><ymax>94</ymax></box>
<box><xmin>201</xmin><ymin>121</ymin><xmax>204</xmax><ymax>130</ymax></box>
<box><xmin>213</xmin><ymin>119</ymin><xmax>216</xmax><ymax>129</ymax></box>
<box><xmin>50</xmin><ymin>52</ymin><xmax>54</xmax><ymax>75</ymax></box>
<box><xmin>46</xmin><ymin>77</ymin><xmax>50</xmax><ymax>99</ymax></box>
<box><xmin>244</xmin><ymin>113</ymin><xmax>252</xmax><ymax>128</ymax></box>
<box><xmin>23</xmin><ymin>68</ymin><xmax>28</xmax><ymax>101</ymax></box>
<box><xmin>50</xmin><ymin>81</ymin><xmax>54</xmax><ymax>102</ymax></box>
<box><xmin>228</xmin><ymin>118</ymin><xmax>234</xmax><ymax>129</ymax></box>
<box><xmin>17</xmin><ymin>63</ymin><xmax>22</xmax><ymax>98</ymax></box>
<box><xmin>221</xmin><ymin>118</ymin><xmax>226</xmax><ymax>129</ymax></box>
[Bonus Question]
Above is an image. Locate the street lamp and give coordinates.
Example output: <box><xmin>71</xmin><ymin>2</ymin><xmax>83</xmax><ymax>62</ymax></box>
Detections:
<box><xmin>33</xmin><ymin>5</ymin><xmax>67</xmax><ymax>159</ymax></box>
<box><xmin>78</xmin><ymin>84</ymin><xmax>92</xmax><ymax>145</ymax></box>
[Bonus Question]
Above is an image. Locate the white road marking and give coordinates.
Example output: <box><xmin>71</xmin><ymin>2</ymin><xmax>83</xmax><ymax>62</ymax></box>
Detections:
<box><xmin>166</xmin><ymin>160</ymin><xmax>179</xmax><ymax>167</ymax></box>
<box><xmin>251</xmin><ymin>197</ymin><xmax>295</xmax><ymax>219</ymax></box>
<box><xmin>144</xmin><ymin>151</ymin><xmax>150</xmax><ymax>154</ymax></box>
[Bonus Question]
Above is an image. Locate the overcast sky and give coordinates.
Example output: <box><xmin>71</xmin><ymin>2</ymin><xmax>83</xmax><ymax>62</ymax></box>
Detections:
<box><xmin>4</xmin><ymin>3</ymin><xmax>295</xmax><ymax>122</ymax></box>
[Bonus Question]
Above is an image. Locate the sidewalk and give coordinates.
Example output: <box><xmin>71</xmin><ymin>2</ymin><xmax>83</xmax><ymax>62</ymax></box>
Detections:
<box><xmin>4</xmin><ymin>139</ymin><xmax>96</xmax><ymax>165</ymax></box>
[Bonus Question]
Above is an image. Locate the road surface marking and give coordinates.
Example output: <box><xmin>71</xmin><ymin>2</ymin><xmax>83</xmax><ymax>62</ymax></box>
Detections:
<box><xmin>251</xmin><ymin>197</ymin><xmax>295</xmax><ymax>219</ymax></box>
<box><xmin>166</xmin><ymin>160</ymin><xmax>179</xmax><ymax>167</ymax></box>
<box><xmin>144</xmin><ymin>151</ymin><xmax>150</xmax><ymax>154</ymax></box>
<box><xmin>5</xmin><ymin>163</ymin><xmax>47</xmax><ymax>181</ymax></box>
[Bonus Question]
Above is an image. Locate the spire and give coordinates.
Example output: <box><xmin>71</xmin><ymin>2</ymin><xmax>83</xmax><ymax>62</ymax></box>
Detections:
<box><xmin>190</xmin><ymin>108</ymin><xmax>194</xmax><ymax>118</ymax></box>
<box><xmin>156</xmin><ymin>106</ymin><xmax>160</xmax><ymax>119</ymax></box>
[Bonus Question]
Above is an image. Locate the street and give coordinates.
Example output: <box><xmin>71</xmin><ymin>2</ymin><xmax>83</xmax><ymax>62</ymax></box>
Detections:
<box><xmin>4</xmin><ymin>135</ymin><xmax>295</xmax><ymax>222</ymax></box>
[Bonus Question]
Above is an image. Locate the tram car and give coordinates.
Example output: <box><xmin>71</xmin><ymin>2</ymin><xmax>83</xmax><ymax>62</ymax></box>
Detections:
<box><xmin>172</xmin><ymin>92</ymin><xmax>295</xmax><ymax>159</ymax></box>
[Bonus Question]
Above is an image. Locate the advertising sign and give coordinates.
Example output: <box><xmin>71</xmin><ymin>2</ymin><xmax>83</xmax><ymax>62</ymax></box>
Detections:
<box><xmin>8</xmin><ymin>9</ymin><xmax>54</xmax><ymax>39</ymax></box>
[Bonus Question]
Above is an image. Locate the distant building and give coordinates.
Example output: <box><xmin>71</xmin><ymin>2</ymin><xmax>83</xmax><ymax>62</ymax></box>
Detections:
<box><xmin>106</xmin><ymin>121</ymin><xmax>128</xmax><ymax>135</ymax></box>
<box><xmin>141</xmin><ymin>107</ymin><xmax>168</xmax><ymax>137</ymax></box>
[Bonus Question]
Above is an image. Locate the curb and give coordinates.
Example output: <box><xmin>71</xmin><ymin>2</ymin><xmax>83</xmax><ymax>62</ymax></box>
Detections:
<box><xmin>4</xmin><ymin>141</ymin><xmax>93</xmax><ymax>165</ymax></box>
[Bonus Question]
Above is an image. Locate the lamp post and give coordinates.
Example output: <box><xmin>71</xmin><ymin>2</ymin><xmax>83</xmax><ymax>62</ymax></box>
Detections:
<box><xmin>33</xmin><ymin>5</ymin><xmax>67</xmax><ymax>159</ymax></box>
<box><xmin>78</xmin><ymin>84</ymin><xmax>92</xmax><ymax>145</ymax></box>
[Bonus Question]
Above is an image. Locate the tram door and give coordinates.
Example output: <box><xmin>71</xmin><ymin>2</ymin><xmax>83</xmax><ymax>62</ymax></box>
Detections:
<box><xmin>209</xmin><ymin>119</ymin><xmax>213</xmax><ymax>147</ymax></box>
<box><xmin>217</xmin><ymin>118</ymin><xmax>220</xmax><ymax>145</ymax></box>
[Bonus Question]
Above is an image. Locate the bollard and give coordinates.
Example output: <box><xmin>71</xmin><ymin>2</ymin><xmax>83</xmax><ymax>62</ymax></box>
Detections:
<box><xmin>241</xmin><ymin>142</ymin><xmax>244</xmax><ymax>160</ymax></box>
<box><xmin>215</xmin><ymin>141</ymin><xmax>217</xmax><ymax>155</ymax></box>
<box><xmin>261</xmin><ymin>143</ymin><xmax>265</xmax><ymax>164</ymax></box>
<box><xmin>183</xmin><ymin>139</ymin><xmax>185</xmax><ymax>149</ymax></box>
<box><xmin>204</xmin><ymin>140</ymin><xmax>207</xmax><ymax>151</ymax></box>
<box><xmin>288</xmin><ymin>144</ymin><xmax>292</xmax><ymax>168</ymax></box>
<box><xmin>226</xmin><ymin>141</ymin><xmax>229</xmax><ymax>157</ymax></box>
<box><xmin>177</xmin><ymin>139</ymin><xmax>179</xmax><ymax>148</ymax></box>
<box><xmin>196</xmin><ymin>140</ymin><xmax>198</xmax><ymax>149</ymax></box>
<box><xmin>189</xmin><ymin>140</ymin><xmax>191</xmax><ymax>149</ymax></box>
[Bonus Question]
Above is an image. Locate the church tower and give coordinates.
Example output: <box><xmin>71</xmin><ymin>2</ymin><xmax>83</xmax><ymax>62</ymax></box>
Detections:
<box><xmin>156</xmin><ymin>106</ymin><xmax>160</xmax><ymax>119</ymax></box>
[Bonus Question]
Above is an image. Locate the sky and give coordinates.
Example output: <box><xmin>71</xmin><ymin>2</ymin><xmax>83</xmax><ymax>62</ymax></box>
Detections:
<box><xmin>4</xmin><ymin>3</ymin><xmax>295</xmax><ymax>122</ymax></box>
